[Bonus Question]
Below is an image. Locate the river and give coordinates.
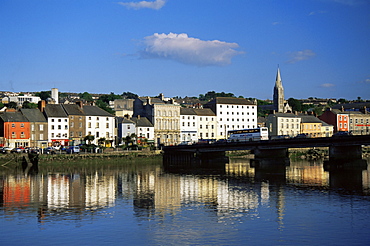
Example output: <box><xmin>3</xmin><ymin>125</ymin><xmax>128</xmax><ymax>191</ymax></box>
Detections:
<box><xmin>0</xmin><ymin>156</ymin><xmax>369</xmax><ymax>245</ymax></box>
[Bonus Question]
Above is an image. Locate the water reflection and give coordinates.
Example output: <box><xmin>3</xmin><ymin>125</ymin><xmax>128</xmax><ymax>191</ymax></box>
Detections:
<box><xmin>0</xmin><ymin>157</ymin><xmax>369</xmax><ymax>245</ymax></box>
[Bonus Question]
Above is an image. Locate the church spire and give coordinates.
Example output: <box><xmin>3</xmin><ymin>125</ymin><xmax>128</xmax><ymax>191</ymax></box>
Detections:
<box><xmin>275</xmin><ymin>66</ymin><xmax>282</xmax><ymax>87</ymax></box>
<box><xmin>273</xmin><ymin>66</ymin><xmax>285</xmax><ymax>113</ymax></box>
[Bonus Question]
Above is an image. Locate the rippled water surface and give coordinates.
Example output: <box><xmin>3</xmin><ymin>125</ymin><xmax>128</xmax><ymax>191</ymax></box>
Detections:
<box><xmin>1</xmin><ymin>157</ymin><xmax>370</xmax><ymax>245</ymax></box>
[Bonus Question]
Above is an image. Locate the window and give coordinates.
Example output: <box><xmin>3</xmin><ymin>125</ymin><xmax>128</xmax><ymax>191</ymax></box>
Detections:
<box><xmin>88</xmin><ymin>122</ymin><xmax>91</xmax><ymax>128</ymax></box>
<box><xmin>58</xmin><ymin>119</ymin><xmax>61</xmax><ymax>122</ymax></box>
<box><xmin>65</xmin><ymin>125</ymin><xmax>68</xmax><ymax>130</ymax></box>
<box><xmin>106</xmin><ymin>123</ymin><xmax>109</xmax><ymax>128</ymax></box>
<box><xmin>51</xmin><ymin>125</ymin><xmax>55</xmax><ymax>130</ymax></box>
<box><xmin>58</xmin><ymin>125</ymin><xmax>61</xmax><ymax>130</ymax></box>
<box><xmin>40</xmin><ymin>134</ymin><xmax>43</xmax><ymax>139</ymax></box>
<box><xmin>21</xmin><ymin>132</ymin><xmax>25</xmax><ymax>138</ymax></box>
<box><xmin>39</xmin><ymin>125</ymin><xmax>44</xmax><ymax>131</ymax></box>
<box><xmin>21</xmin><ymin>123</ymin><xmax>24</xmax><ymax>128</ymax></box>
<box><xmin>31</xmin><ymin>125</ymin><xmax>35</xmax><ymax>131</ymax></box>
<box><xmin>11</xmin><ymin>123</ymin><xmax>15</xmax><ymax>128</ymax></box>
<box><xmin>51</xmin><ymin>133</ymin><xmax>54</xmax><ymax>138</ymax></box>
<box><xmin>106</xmin><ymin>117</ymin><xmax>109</xmax><ymax>121</ymax></box>
<box><xmin>71</xmin><ymin>122</ymin><xmax>74</xmax><ymax>127</ymax></box>
<box><xmin>96</xmin><ymin>122</ymin><xmax>99</xmax><ymax>128</ymax></box>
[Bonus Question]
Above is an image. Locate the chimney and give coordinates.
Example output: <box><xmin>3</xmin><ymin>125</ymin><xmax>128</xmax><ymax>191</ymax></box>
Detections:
<box><xmin>76</xmin><ymin>101</ymin><xmax>83</xmax><ymax>108</ymax></box>
<box><xmin>341</xmin><ymin>106</ymin><xmax>344</xmax><ymax>112</ymax></box>
<box><xmin>38</xmin><ymin>100</ymin><xmax>46</xmax><ymax>112</ymax></box>
<box><xmin>138</xmin><ymin>115</ymin><xmax>141</xmax><ymax>119</ymax></box>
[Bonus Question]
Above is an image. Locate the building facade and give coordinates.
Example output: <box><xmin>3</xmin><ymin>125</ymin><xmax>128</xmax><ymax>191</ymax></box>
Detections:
<box><xmin>204</xmin><ymin>97</ymin><xmax>257</xmax><ymax>139</ymax></box>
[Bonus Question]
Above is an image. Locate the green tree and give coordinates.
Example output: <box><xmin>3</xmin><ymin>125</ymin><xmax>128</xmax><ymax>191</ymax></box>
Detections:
<box><xmin>287</xmin><ymin>98</ymin><xmax>302</xmax><ymax>112</ymax></box>
<box><xmin>35</xmin><ymin>91</ymin><xmax>51</xmax><ymax>100</ymax></box>
<box><xmin>98</xmin><ymin>137</ymin><xmax>106</xmax><ymax>147</ymax></box>
<box><xmin>79</xmin><ymin>92</ymin><xmax>94</xmax><ymax>102</ymax></box>
<box><xmin>96</xmin><ymin>100</ymin><xmax>114</xmax><ymax>114</ymax></box>
<box><xmin>7</xmin><ymin>102</ymin><xmax>17</xmax><ymax>109</ymax></box>
<box><xmin>99</xmin><ymin>92</ymin><xmax>122</xmax><ymax>104</ymax></box>
<box><xmin>84</xmin><ymin>135</ymin><xmax>95</xmax><ymax>145</ymax></box>
<box><xmin>22</xmin><ymin>101</ymin><xmax>38</xmax><ymax>109</ymax></box>
<box><xmin>121</xmin><ymin>91</ymin><xmax>138</xmax><ymax>99</ymax></box>
<box><xmin>0</xmin><ymin>102</ymin><xmax>5</xmax><ymax>109</ymax></box>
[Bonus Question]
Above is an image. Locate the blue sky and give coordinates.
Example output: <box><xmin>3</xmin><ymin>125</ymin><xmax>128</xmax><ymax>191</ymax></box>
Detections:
<box><xmin>1</xmin><ymin>0</ymin><xmax>369</xmax><ymax>100</ymax></box>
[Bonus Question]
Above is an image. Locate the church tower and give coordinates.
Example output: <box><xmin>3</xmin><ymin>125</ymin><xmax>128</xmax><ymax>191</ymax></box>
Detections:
<box><xmin>273</xmin><ymin>67</ymin><xmax>285</xmax><ymax>113</ymax></box>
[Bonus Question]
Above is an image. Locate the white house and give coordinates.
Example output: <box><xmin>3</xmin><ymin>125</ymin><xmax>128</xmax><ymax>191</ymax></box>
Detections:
<box><xmin>194</xmin><ymin>108</ymin><xmax>217</xmax><ymax>140</ymax></box>
<box><xmin>43</xmin><ymin>104</ymin><xmax>69</xmax><ymax>147</ymax></box>
<box><xmin>180</xmin><ymin>108</ymin><xmax>198</xmax><ymax>143</ymax></box>
<box><xmin>203</xmin><ymin>97</ymin><xmax>258</xmax><ymax>139</ymax></box>
<box><xmin>83</xmin><ymin>105</ymin><xmax>115</xmax><ymax>146</ymax></box>
<box><xmin>266</xmin><ymin>113</ymin><xmax>301</xmax><ymax>137</ymax></box>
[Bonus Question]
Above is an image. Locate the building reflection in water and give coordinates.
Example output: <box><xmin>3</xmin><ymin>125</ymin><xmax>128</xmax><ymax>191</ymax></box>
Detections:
<box><xmin>0</xmin><ymin>157</ymin><xmax>369</xmax><ymax>224</ymax></box>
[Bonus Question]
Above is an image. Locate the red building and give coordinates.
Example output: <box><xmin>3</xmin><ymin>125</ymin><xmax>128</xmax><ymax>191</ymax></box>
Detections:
<box><xmin>0</xmin><ymin>110</ymin><xmax>30</xmax><ymax>148</ymax></box>
<box><xmin>319</xmin><ymin>108</ymin><xmax>349</xmax><ymax>133</ymax></box>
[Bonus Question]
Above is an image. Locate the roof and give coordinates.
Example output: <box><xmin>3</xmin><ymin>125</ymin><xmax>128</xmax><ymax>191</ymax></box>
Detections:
<box><xmin>206</xmin><ymin>97</ymin><xmax>255</xmax><ymax>105</ymax></box>
<box><xmin>83</xmin><ymin>105</ymin><xmax>114</xmax><ymax>117</ymax></box>
<box><xmin>269</xmin><ymin>113</ymin><xmax>299</xmax><ymax>118</ymax></box>
<box><xmin>44</xmin><ymin>104</ymin><xmax>68</xmax><ymax>118</ymax></box>
<box><xmin>300</xmin><ymin>115</ymin><xmax>323</xmax><ymax>123</ymax></box>
<box><xmin>130</xmin><ymin>117</ymin><xmax>153</xmax><ymax>127</ymax></box>
<box><xmin>180</xmin><ymin>108</ymin><xmax>197</xmax><ymax>115</ymax></box>
<box><xmin>0</xmin><ymin>111</ymin><xmax>28</xmax><ymax>122</ymax></box>
<box><xmin>62</xmin><ymin>104</ymin><xmax>85</xmax><ymax>116</ymax></box>
<box><xmin>193</xmin><ymin>108</ymin><xmax>216</xmax><ymax>116</ymax></box>
<box><xmin>20</xmin><ymin>109</ymin><xmax>47</xmax><ymax>122</ymax></box>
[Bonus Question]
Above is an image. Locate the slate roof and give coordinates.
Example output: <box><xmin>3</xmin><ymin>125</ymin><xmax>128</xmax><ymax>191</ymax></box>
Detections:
<box><xmin>83</xmin><ymin>105</ymin><xmax>114</xmax><ymax>117</ymax></box>
<box><xmin>180</xmin><ymin>108</ymin><xmax>197</xmax><ymax>115</ymax></box>
<box><xmin>193</xmin><ymin>108</ymin><xmax>216</xmax><ymax>116</ymax></box>
<box><xmin>130</xmin><ymin>117</ymin><xmax>153</xmax><ymax>127</ymax></box>
<box><xmin>0</xmin><ymin>111</ymin><xmax>28</xmax><ymax>122</ymax></box>
<box><xmin>62</xmin><ymin>104</ymin><xmax>85</xmax><ymax>115</ymax></box>
<box><xmin>300</xmin><ymin>115</ymin><xmax>323</xmax><ymax>123</ymax></box>
<box><xmin>208</xmin><ymin>97</ymin><xmax>255</xmax><ymax>105</ymax></box>
<box><xmin>20</xmin><ymin>109</ymin><xmax>47</xmax><ymax>122</ymax></box>
<box><xmin>44</xmin><ymin>104</ymin><xmax>68</xmax><ymax>117</ymax></box>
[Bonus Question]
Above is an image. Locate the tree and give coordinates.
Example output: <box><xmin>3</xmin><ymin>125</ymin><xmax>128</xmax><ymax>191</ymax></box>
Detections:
<box><xmin>22</xmin><ymin>101</ymin><xmax>38</xmax><ymax>109</ymax></box>
<box><xmin>98</xmin><ymin>137</ymin><xmax>106</xmax><ymax>147</ymax></box>
<box><xmin>0</xmin><ymin>102</ymin><xmax>4</xmax><ymax>109</ymax></box>
<box><xmin>96</xmin><ymin>99</ymin><xmax>114</xmax><ymax>114</ymax></box>
<box><xmin>7</xmin><ymin>102</ymin><xmax>17</xmax><ymax>109</ymax></box>
<box><xmin>121</xmin><ymin>91</ymin><xmax>138</xmax><ymax>99</ymax></box>
<box><xmin>84</xmin><ymin>135</ymin><xmax>95</xmax><ymax>145</ymax></box>
<box><xmin>35</xmin><ymin>91</ymin><xmax>51</xmax><ymax>100</ymax></box>
<box><xmin>79</xmin><ymin>92</ymin><xmax>93</xmax><ymax>102</ymax></box>
<box><xmin>99</xmin><ymin>92</ymin><xmax>122</xmax><ymax>104</ymax></box>
<box><xmin>287</xmin><ymin>98</ymin><xmax>302</xmax><ymax>112</ymax></box>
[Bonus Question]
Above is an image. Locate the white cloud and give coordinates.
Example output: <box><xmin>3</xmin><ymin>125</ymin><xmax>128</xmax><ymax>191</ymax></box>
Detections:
<box><xmin>118</xmin><ymin>0</ymin><xmax>166</xmax><ymax>10</ymax></box>
<box><xmin>308</xmin><ymin>10</ymin><xmax>327</xmax><ymax>16</ymax></box>
<box><xmin>320</xmin><ymin>83</ymin><xmax>335</xmax><ymax>88</ymax></box>
<box><xmin>286</xmin><ymin>49</ymin><xmax>316</xmax><ymax>64</ymax></box>
<box><xmin>138</xmin><ymin>33</ymin><xmax>243</xmax><ymax>66</ymax></box>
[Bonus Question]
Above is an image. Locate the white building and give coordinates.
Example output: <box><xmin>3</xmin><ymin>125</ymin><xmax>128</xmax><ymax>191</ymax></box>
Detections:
<box><xmin>266</xmin><ymin>113</ymin><xmax>301</xmax><ymax>137</ymax></box>
<box><xmin>204</xmin><ymin>97</ymin><xmax>258</xmax><ymax>139</ymax></box>
<box><xmin>194</xmin><ymin>108</ymin><xmax>217</xmax><ymax>140</ymax></box>
<box><xmin>180</xmin><ymin>108</ymin><xmax>198</xmax><ymax>143</ymax></box>
<box><xmin>6</xmin><ymin>94</ymin><xmax>41</xmax><ymax>107</ymax></box>
<box><xmin>83</xmin><ymin>105</ymin><xmax>115</xmax><ymax>146</ymax></box>
<box><xmin>43</xmin><ymin>104</ymin><xmax>70</xmax><ymax>147</ymax></box>
<box><xmin>134</xmin><ymin>94</ymin><xmax>180</xmax><ymax>146</ymax></box>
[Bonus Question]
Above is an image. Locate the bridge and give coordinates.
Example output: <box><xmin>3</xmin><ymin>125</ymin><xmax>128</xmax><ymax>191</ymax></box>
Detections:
<box><xmin>162</xmin><ymin>135</ymin><xmax>370</xmax><ymax>168</ymax></box>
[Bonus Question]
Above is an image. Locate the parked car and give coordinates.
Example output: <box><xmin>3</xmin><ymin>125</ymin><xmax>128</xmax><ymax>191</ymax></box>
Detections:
<box><xmin>43</xmin><ymin>147</ymin><xmax>56</xmax><ymax>154</ymax></box>
<box><xmin>2</xmin><ymin>147</ymin><xmax>13</xmax><ymax>153</ymax></box>
<box><xmin>66</xmin><ymin>146</ymin><xmax>80</xmax><ymax>154</ymax></box>
<box><xmin>333</xmin><ymin>131</ymin><xmax>353</xmax><ymax>137</ymax></box>
<box><xmin>11</xmin><ymin>148</ymin><xmax>24</xmax><ymax>153</ymax></box>
<box><xmin>295</xmin><ymin>133</ymin><xmax>310</xmax><ymax>139</ymax></box>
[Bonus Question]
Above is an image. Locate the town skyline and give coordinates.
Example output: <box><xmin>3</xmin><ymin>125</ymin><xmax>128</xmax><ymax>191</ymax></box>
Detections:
<box><xmin>1</xmin><ymin>1</ymin><xmax>369</xmax><ymax>100</ymax></box>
